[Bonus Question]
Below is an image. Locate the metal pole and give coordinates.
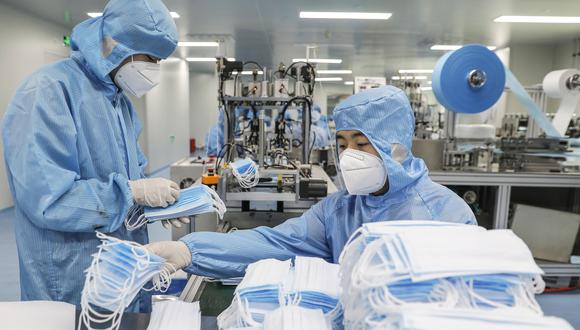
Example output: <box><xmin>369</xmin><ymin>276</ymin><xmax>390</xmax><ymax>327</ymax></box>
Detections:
<box><xmin>302</xmin><ymin>102</ymin><xmax>311</xmax><ymax>163</ymax></box>
<box><xmin>258</xmin><ymin>109</ymin><xmax>265</xmax><ymax>167</ymax></box>
<box><xmin>493</xmin><ymin>185</ymin><xmax>511</xmax><ymax>229</ymax></box>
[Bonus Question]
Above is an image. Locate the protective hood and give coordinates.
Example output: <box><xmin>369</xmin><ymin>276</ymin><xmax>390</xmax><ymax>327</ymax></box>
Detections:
<box><xmin>70</xmin><ymin>0</ymin><xmax>178</xmax><ymax>83</ymax></box>
<box><xmin>333</xmin><ymin>86</ymin><xmax>428</xmax><ymax>196</ymax></box>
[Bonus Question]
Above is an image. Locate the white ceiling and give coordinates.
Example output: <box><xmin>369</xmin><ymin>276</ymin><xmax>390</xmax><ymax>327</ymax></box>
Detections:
<box><xmin>2</xmin><ymin>0</ymin><xmax>580</xmax><ymax>77</ymax></box>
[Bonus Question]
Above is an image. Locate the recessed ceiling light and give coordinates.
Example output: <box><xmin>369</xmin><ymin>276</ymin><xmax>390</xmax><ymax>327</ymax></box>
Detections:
<box><xmin>315</xmin><ymin>77</ymin><xmax>343</xmax><ymax>82</ymax></box>
<box><xmin>178</xmin><ymin>41</ymin><xmax>220</xmax><ymax>47</ymax></box>
<box><xmin>293</xmin><ymin>58</ymin><xmax>343</xmax><ymax>64</ymax></box>
<box><xmin>162</xmin><ymin>57</ymin><xmax>182</xmax><ymax>62</ymax></box>
<box><xmin>299</xmin><ymin>11</ymin><xmax>392</xmax><ymax>20</ymax></box>
<box><xmin>431</xmin><ymin>44</ymin><xmax>496</xmax><ymax>51</ymax></box>
<box><xmin>420</xmin><ymin>86</ymin><xmax>433</xmax><ymax>91</ymax></box>
<box><xmin>494</xmin><ymin>15</ymin><xmax>580</xmax><ymax>23</ymax></box>
<box><xmin>398</xmin><ymin>69</ymin><xmax>433</xmax><ymax>74</ymax></box>
<box><xmin>391</xmin><ymin>76</ymin><xmax>428</xmax><ymax>80</ymax></box>
<box><xmin>344</xmin><ymin>81</ymin><xmax>354</xmax><ymax>85</ymax></box>
<box><xmin>317</xmin><ymin>70</ymin><xmax>353</xmax><ymax>74</ymax></box>
<box><xmin>186</xmin><ymin>57</ymin><xmax>235</xmax><ymax>62</ymax></box>
<box><xmin>87</xmin><ymin>11</ymin><xmax>180</xmax><ymax>18</ymax></box>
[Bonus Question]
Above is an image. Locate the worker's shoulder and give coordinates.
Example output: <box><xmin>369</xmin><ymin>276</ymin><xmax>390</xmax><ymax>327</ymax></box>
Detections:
<box><xmin>16</xmin><ymin>58</ymin><xmax>84</xmax><ymax>93</ymax></box>
<box><xmin>317</xmin><ymin>190</ymin><xmax>350</xmax><ymax>213</ymax></box>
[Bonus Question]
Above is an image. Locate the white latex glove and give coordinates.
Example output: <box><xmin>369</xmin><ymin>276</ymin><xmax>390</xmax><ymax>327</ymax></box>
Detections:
<box><xmin>145</xmin><ymin>241</ymin><xmax>192</xmax><ymax>275</ymax></box>
<box><xmin>128</xmin><ymin>178</ymin><xmax>180</xmax><ymax>208</ymax></box>
<box><xmin>162</xmin><ymin>217</ymin><xmax>191</xmax><ymax>229</ymax></box>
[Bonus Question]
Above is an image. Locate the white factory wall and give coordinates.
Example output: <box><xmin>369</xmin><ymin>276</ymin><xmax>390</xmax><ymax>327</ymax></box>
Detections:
<box><xmin>189</xmin><ymin>71</ymin><xmax>220</xmax><ymax>149</ymax></box>
<box><xmin>553</xmin><ymin>40</ymin><xmax>580</xmax><ymax>71</ymax></box>
<box><xmin>137</xmin><ymin>60</ymin><xmax>191</xmax><ymax>174</ymax></box>
<box><xmin>506</xmin><ymin>44</ymin><xmax>556</xmax><ymax>114</ymax></box>
<box><xmin>0</xmin><ymin>3</ymin><xmax>69</xmax><ymax>209</ymax></box>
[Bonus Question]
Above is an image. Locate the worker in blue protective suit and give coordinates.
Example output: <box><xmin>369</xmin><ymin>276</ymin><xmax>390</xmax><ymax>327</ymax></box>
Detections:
<box><xmin>205</xmin><ymin>108</ymin><xmax>225</xmax><ymax>157</ymax></box>
<box><xmin>147</xmin><ymin>86</ymin><xmax>476</xmax><ymax>279</ymax></box>
<box><xmin>1</xmin><ymin>0</ymin><xmax>182</xmax><ymax>312</ymax></box>
<box><xmin>205</xmin><ymin>106</ymin><xmax>273</xmax><ymax>157</ymax></box>
<box><xmin>284</xmin><ymin>104</ymin><xmax>331</xmax><ymax>149</ymax></box>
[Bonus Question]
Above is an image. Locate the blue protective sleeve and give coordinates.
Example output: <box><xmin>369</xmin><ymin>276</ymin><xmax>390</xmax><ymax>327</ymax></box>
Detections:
<box><xmin>3</xmin><ymin>79</ymin><xmax>134</xmax><ymax>233</ymax></box>
<box><xmin>180</xmin><ymin>200</ymin><xmax>331</xmax><ymax>278</ymax></box>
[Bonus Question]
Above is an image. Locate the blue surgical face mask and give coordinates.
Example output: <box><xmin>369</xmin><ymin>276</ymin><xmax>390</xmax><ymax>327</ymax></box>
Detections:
<box><xmin>218</xmin><ymin>257</ymin><xmax>342</xmax><ymax>329</ymax></box>
<box><xmin>338</xmin><ymin>220</ymin><xmax>547</xmax><ymax>328</ymax></box>
<box><xmin>230</xmin><ymin>158</ymin><xmax>259</xmax><ymax>188</ymax></box>
<box><xmin>79</xmin><ymin>233</ymin><xmax>172</xmax><ymax>330</ymax></box>
<box><xmin>124</xmin><ymin>185</ymin><xmax>226</xmax><ymax>231</ymax></box>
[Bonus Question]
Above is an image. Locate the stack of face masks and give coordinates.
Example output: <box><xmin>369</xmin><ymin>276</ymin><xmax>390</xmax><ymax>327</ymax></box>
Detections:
<box><xmin>338</xmin><ymin>221</ymin><xmax>564</xmax><ymax>330</ymax></box>
<box><xmin>125</xmin><ymin>184</ymin><xmax>227</xmax><ymax>231</ymax></box>
<box><xmin>383</xmin><ymin>305</ymin><xmax>574</xmax><ymax>330</ymax></box>
<box><xmin>230</xmin><ymin>158</ymin><xmax>260</xmax><ymax>188</ymax></box>
<box><xmin>263</xmin><ymin>306</ymin><xmax>330</xmax><ymax>330</ymax></box>
<box><xmin>79</xmin><ymin>232</ymin><xmax>173</xmax><ymax>330</ymax></box>
<box><xmin>146</xmin><ymin>300</ymin><xmax>201</xmax><ymax>330</ymax></box>
<box><xmin>217</xmin><ymin>257</ymin><xmax>342</xmax><ymax>329</ymax></box>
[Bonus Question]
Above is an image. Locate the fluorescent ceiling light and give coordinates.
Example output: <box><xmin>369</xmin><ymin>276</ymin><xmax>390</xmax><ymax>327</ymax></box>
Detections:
<box><xmin>186</xmin><ymin>57</ymin><xmax>235</xmax><ymax>62</ymax></box>
<box><xmin>178</xmin><ymin>41</ymin><xmax>219</xmax><ymax>47</ymax></box>
<box><xmin>88</xmin><ymin>11</ymin><xmax>180</xmax><ymax>18</ymax></box>
<box><xmin>344</xmin><ymin>81</ymin><xmax>354</xmax><ymax>85</ymax></box>
<box><xmin>420</xmin><ymin>87</ymin><xmax>433</xmax><ymax>91</ymax></box>
<box><xmin>232</xmin><ymin>71</ymin><xmax>264</xmax><ymax>75</ymax></box>
<box><xmin>428</xmin><ymin>81</ymin><xmax>432</xmax><ymax>85</ymax></box>
<box><xmin>317</xmin><ymin>70</ymin><xmax>353</xmax><ymax>74</ymax></box>
<box><xmin>315</xmin><ymin>77</ymin><xmax>343</xmax><ymax>82</ymax></box>
<box><xmin>300</xmin><ymin>11</ymin><xmax>392</xmax><ymax>20</ymax></box>
<box><xmin>494</xmin><ymin>15</ymin><xmax>580</xmax><ymax>24</ymax></box>
<box><xmin>431</xmin><ymin>44</ymin><xmax>496</xmax><ymax>51</ymax></box>
<box><xmin>391</xmin><ymin>76</ymin><xmax>428</xmax><ymax>80</ymax></box>
<box><xmin>293</xmin><ymin>58</ymin><xmax>343</xmax><ymax>64</ymax></box>
<box><xmin>162</xmin><ymin>57</ymin><xmax>182</xmax><ymax>62</ymax></box>
<box><xmin>398</xmin><ymin>69</ymin><xmax>433</xmax><ymax>74</ymax></box>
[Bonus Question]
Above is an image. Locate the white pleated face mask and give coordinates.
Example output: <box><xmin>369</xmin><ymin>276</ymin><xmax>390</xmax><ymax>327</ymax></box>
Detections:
<box><xmin>339</xmin><ymin>148</ymin><xmax>387</xmax><ymax>195</ymax></box>
<box><xmin>114</xmin><ymin>58</ymin><xmax>161</xmax><ymax>98</ymax></box>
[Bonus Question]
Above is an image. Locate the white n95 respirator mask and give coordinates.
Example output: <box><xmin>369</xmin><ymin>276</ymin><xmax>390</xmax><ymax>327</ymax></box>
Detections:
<box><xmin>339</xmin><ymin>148</ymin><xmax>387</xmax><ymax>195</ymax></box>
<box><xmin>114</xmin><ymin>59</ymin><xmax>161</xmax><ymax>98</ymax></box>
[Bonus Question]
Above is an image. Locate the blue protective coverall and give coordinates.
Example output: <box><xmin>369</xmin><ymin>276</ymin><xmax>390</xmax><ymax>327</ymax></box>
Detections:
<box><xmin>1</xmin><ymin>0</ymin><xmax>177</xmax><ymax>311</ymax></box>
<box><xmin>205</xmin><ymin>106</ymin><xmax>273</xmax><ymax>156</ymax></box>
<box><xmin>180</xmin><ymin>86</ymin><xmax>476</xmax><ymax>279</ymax></box>
<box><xmin>285</xmin><ymin>104</ymin><xmax>331</xmax><ymax>149</ymax></box>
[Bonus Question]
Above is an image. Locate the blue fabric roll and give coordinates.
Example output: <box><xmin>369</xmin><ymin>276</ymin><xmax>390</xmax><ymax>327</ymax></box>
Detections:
<box><xmin>433</xmin><ymin>44</ymin><xmax>506</xmax><ymax>114</ymax></box>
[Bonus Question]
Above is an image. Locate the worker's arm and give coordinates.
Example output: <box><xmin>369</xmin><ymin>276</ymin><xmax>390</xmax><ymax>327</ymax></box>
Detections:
<box><xmin>178</xmin><ymin>198</ymin><xmax>331</xmax><ymax>278</ymax></box>
<box><xmin>3</xmin><ymin>78</ymin><xmax>133</xmax><ymax>233</ymax></box>
<box><xmin>128</xmin><ymin>103</ymin><xmax>149</xmax><ymax>177</ymax></box>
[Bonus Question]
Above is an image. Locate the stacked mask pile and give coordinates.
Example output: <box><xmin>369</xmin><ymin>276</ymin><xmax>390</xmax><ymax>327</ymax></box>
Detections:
<box><xmin>125</xmin><ymin>184</ymin><xmax>227</xmax><ymax>231</ymax></box>
<box><xmin>338</xmin><ymin>221</ymin><xmax>573</xmax><ymax>330</ymax></box>
<box><xmin>80</xmin><ymin>233</ymin><xmax>173</xmax><ymax>330</ymax></box>
<box><xmin>217</xmin><ymin>257</ymin><xmax>342</xmax><ymax>329</ymax></box>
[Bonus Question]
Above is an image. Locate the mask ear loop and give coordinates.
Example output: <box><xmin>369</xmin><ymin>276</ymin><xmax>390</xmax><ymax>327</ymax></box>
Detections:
<box><xmin>462</xmin><ymin>277</ymin><xmax>514</xmax><ymax>310</ymax></box>
<box><xmin>124</xmin><ymin>206</ymin><xmax>147</xmax><ymax>231</ymax></box>
<box><xmin>80</xmin><ymin>233</ymin><xmax>173</xmax><ymax>330</ymax></box>
<box><xmin>80</xmin><ymin>245</ymin><xmax>135</xmax><ymax>330</ymax></box>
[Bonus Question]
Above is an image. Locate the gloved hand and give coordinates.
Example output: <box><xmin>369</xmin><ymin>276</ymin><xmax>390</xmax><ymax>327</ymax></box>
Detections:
<box><xmin>161</xmin><ymin>217</ymin><xmax>191</xmax><ymax>229</ymax></box>
<box><xmin>128</xmin><ymin>178</ymin><xmax>180</xmax><ymax>208</ymax></box>
<box><xmin>145</xmin><ymin>241</ymin><xmax>192</xmax><ymax>275</ymax></box>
